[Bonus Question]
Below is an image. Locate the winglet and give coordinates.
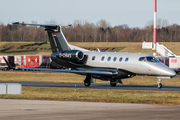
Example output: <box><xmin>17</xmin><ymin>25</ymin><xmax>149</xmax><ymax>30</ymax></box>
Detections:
<box><xmin>97</xmin><ymin>48</ymin><xmax>100</xmax><ymax>52</ymax></box>
<box><xmin>3</xmin><ymin>57</ymin><xmax>13</xmax><ymax>69</ymax></box>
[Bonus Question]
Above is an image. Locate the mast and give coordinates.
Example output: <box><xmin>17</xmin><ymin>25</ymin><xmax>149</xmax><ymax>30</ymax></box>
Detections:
<box><xmin>153</xmin><ymin>0</ymin><xmax>157</xmax><ymax>56</ymax></box>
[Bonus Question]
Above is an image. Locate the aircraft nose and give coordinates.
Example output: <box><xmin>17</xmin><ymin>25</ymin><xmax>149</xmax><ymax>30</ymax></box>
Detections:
<box><xmin>161</xmin><ymin>68</ymin><xmax>176</xmax><ymax>77</ymax></box>
<box><xmin>169</xmin><ymin>70</ymin><xmax>176</xmax><ymax>77</ymax></box>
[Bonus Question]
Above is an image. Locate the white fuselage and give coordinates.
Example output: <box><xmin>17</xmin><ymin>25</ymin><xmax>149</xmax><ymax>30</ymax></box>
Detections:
<box><xmin>80</xmin><ymin>51</ymin><xmax>176</xmax><ymax>77</ymax></box>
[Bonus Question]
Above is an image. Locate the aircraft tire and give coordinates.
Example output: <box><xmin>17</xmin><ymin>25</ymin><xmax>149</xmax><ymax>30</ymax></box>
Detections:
<box><xmin>158</xmin><ymin>83</ymin><xmax>162</xmax><ymax>89</ymax></box>
<box><xmin>84</xmin><ymin>82</ymin><xmax>91</xmax><ymax>87</ymax></box>
<box><xmin>110</xmin><ymin>81</ymin><xmax>116</xmax><ymax>87</ymax></box>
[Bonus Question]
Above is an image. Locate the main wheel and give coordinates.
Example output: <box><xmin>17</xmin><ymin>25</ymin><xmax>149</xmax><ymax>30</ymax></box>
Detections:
<box><xmin>84</xmin><ymin>74</ymin><xmax>92</xmax><ymax>87</ymax></box>
<box><xmin>110</xmin><ymin>81</ymin><xmax>116</xmax><ymax>87</ymax></box>
<box><xmin>84</xmin><ymin>81</ymin><xmax>91</xmax><ymax>87</ymax></box>
<box><xmin>158</xmin><ymin>83</ymin><xmax>162</xmax><ymax>89</ymax></box>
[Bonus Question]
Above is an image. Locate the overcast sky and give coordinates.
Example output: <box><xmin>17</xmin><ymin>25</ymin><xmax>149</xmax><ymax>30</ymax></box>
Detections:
<box><xmin>0</xmin><ymin>0</ymin><xmax>180</xmax><ymax>28</ymax></box>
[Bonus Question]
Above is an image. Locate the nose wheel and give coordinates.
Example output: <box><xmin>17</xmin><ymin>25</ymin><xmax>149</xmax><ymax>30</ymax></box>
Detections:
<box><xmin>157</xmin><ymin>79</ymin><xmax>162</xmax><ymax>89</ymax></box>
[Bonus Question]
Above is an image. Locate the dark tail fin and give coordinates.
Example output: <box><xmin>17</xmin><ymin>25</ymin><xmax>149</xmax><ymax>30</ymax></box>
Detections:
<box><xmin>46</xmin><ymin>25</ymin><xmax>71</xmax><ymax>53</ymax></box>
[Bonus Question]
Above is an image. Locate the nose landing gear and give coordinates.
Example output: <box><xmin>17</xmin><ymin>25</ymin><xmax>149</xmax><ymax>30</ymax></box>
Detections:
<box><xmin>157</xmin><ymin>78</ymin><xmax>162</xmax><ymax>89</ymax></box>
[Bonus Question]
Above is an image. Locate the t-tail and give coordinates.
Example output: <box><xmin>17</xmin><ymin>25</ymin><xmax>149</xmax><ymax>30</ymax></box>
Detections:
<box><xmin>13</xmin><ymin>22</ymin><xmax>71</xmax><ymax>53</ymax></box>
<box><xmin>13</xmin><ymin>22</ymin><xmax>85</xmax><ymax>62</ymax></box>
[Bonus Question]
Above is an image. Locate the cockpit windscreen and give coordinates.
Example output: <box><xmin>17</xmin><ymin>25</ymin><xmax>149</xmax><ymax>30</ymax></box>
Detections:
<box><xmin>146</xmin><ymin>57</ymin><xmax>158</xmax><ymax>62</ymax></box>
<box><xmin>139</xmin><ymin>56</ymin><xmax>159</xmax><ymax>62</ymax></box>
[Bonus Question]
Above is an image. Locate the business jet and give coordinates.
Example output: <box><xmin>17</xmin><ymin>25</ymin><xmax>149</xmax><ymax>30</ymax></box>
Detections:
<box><xmin>4</xmin><ymin>22</ymin><xmax>176</xmax><ymax>89</ymax></box>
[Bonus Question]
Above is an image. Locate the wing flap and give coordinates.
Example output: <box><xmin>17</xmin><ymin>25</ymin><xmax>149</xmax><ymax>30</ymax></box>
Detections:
<box><xmin>17</xmin><ymin>67</ymin><xmax>114</xmax><ymax>75</ymax></box>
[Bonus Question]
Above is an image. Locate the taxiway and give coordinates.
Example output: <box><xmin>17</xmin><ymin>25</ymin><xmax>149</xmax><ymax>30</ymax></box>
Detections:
<box><xmin>0</xmin><ymin>81</ymin><xmax>180</xmax><ymax>91</ymax></box>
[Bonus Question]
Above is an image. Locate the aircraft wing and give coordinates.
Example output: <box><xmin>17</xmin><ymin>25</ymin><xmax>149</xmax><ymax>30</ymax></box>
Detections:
<box><xmin>16</xmin><ymin>67</ymin><xmax>114</xmax><ymax>75</ymax></box>
<box><xmin>3</xmin><ymin>57</ymin><xmax>115</xmax><ymax>76</ymax></box>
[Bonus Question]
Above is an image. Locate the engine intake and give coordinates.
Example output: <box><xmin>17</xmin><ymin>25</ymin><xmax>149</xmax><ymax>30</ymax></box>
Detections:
<box><xmin>56</xmin><ymin>50</ymin><xmax>84</xmax><ymax>61</ymax></box>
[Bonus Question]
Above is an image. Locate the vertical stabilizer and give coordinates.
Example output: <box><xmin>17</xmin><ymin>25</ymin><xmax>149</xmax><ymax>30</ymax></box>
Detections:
<box><xmin>46</xmin><ymin>25</ymin><xmax>71</xmax><ymax>53</ymax></box>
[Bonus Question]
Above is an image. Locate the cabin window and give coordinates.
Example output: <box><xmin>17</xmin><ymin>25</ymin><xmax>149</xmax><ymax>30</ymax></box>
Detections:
<box><xmin>92</xmin><ymin>56</ymin><xmax>95</xmax><ymax>61</ymax></box>
<box><xmin>139</xmin><ymin>57</ymin><xmax>146</xmax><ymax>62</ymax></box>
<box><xmin>101</xmin><ymin>56</ymin><xmax>105</xmax><ymax>61</ymax></box>
<box><xmin>119</xmin><ymin>57</ymin><xmax>123</xmax><ymax>62</ymax></box>
<box><xmin>125</xmin><ymin>58</ymin><xmax>129</xmax><ymax>62</ymax></box>
<box><xmin>113</xmin><ymin>57</ymin><xmax>117</xmax><ymax>62</ymax></box>
<box><xmin>146</xmin><ymin>57</ymin><xmax>158</xmax><ymax>62</ymax></box>
<box><xmin>107</xmin><ymin>57</ymin><xmax>111</xmax><ymax>61</ymax></box>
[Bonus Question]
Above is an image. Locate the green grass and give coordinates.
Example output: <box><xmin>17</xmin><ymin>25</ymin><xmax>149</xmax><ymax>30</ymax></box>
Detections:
<box><xmin>0</xmin><ymin>42</ymin><xmax>147</xmax><ymax>55</ymax></box>
<box><xmin>0</xmin><ymin>87</ymin><xmax>180</xmax><ymax>105</ymax></box>
<box><xmin>1</xmin><ymin>42</ymin><xmax>180</xmax><ymax>55</ymax></box>
<box><xmin>1</xmin><ymin>42</ymin><xmax>51</xmax><ymax>48</ymax></box>
<box><xmin>0</xmin><ymin>42</ymin><xmax>127</xmax><ymax>55</ymax></box>
<box><xmin>0</xmin><ymin>42</ymin><xmax>51</xmax><ymax>55</ymax></box>
<box><xmin>83</xmin><ymin>46</ymin><xmax>126</xmax><ymax>52</ymax></box>
<box><xmin>1</xmin><ymin>71</ymin><xmax>180</xmax><ymax>86</ymax></box>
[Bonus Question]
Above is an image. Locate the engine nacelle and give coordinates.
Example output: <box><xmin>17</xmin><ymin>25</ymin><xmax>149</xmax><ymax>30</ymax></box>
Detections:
<box><xmin>56</xmin><ymin>50</ymin><xmax>84</xmax><ymax>61</ymax></box>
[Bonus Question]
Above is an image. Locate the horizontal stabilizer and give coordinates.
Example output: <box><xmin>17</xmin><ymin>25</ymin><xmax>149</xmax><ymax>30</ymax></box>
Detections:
<box><xmin>12</xmin><ymin>22</ymin><xmax>72</xmax><ymax>28</ymax></box>
<box><xmin>13</xmin><ymin>22</ymin><xmax>57</xmax><ymax>27</ymax></box>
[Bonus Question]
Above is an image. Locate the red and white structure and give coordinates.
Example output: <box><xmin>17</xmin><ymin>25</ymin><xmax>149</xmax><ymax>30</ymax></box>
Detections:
<box><xmin>153</xmin><ymin>0</ymin><xmax>157</xmax><ymax>55</ymax></box>
<box><xmin>142</xmin><ymin>0</ymin><xmax>180</xmax><ymax>71</ymax></box>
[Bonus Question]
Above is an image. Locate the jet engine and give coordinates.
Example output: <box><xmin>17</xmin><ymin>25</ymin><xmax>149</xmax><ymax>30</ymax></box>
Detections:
<box><xmin>56</xmin><ymin>50</ymin><xmax>84</xmax><ymax>62</ymax></box>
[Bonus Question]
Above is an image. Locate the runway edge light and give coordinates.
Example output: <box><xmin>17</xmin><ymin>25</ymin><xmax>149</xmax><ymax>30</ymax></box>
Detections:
<box><xmin>75</xmin><ymin>84</ymin><xmax>76</xmax><ymax>91</ymax></box>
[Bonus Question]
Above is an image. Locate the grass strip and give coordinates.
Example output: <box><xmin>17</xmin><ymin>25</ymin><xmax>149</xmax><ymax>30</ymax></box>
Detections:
<box><xmin>1</xmin><ymin>71</ymin><xmax>180</xmax><ymax>86</ymax></box>
<box><xmin>1</xmin><ymin>42</ymin><xmax>180</xmax><ymax>55</ymax></box>
<box><xmin>0</xmin><ymin>87</ymin><xmax>180</xmax><ymax>105</ymax></box>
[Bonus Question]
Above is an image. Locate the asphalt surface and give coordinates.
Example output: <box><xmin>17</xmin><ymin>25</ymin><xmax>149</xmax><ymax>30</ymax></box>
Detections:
<box><xmin>1</xmin><ymin>72</ymin><xmax>180</xmax><ymax>120</ymax></box>
<box><xmin>1</xmin><ymin>81</ymin><xmax>180</xmax><ymax>91</ymax></box>
<box><xmin>0</xmin><ymin>99</ymin><xmax>180</xmax><ymax>120</ymax></box>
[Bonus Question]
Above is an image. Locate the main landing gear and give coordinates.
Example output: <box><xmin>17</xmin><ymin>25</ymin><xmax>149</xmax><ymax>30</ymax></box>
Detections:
<box><xmin>84</xmin><ymin>74</ymin><xmax>92</xmax><ymax>87</ymax></box>
<box><xmin>84</xmin><ymin>75</ymin><xmax>123</xmax><ymax>87</ymax></box>
<box><xmin>110</xmin><ymin>79</ymin><xmax>123</xmax><ymax>87</ymax></box>
<box><xmin>110</xmin><ymin>80</ymin><xmax>117</xmax><ymax>87</ymax></box>
<box><xmin>157</xmin><ymin>78</ymin><xmax>162</xmax><ymax>89</ymax></box>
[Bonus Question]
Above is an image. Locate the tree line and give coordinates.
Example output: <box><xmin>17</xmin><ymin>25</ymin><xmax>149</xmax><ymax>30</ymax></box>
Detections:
<box><xmin>0</xmin><ymin>19</ymin><xmax>180</xmax><ymax>42</ymax></box>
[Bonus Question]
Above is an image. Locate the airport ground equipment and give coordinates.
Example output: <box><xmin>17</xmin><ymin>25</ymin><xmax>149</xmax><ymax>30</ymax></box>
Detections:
<box><xmin>0</xmin><ymin>83</ymin><xmax>21</xmax><ymax>95</ymax></box>
<box><xmin>14</xmin><ymin>55</ymin><xmax>51</xmax><ymax>68</ymax></box>
<box><xmin>142</xmin><ymin>42</ymin><xmax>176</xmax><ymax>57</ymax></box>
